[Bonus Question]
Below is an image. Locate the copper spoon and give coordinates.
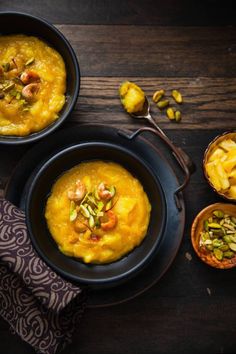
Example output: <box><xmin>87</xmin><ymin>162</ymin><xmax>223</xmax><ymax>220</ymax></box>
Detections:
<box><xmin>130</xmin><ymin>96</ymin><xmax>195</xmax><ymax>173</ymax></box>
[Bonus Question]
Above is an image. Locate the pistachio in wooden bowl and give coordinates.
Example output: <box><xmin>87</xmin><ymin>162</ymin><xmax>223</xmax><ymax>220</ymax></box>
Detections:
<box><xmin>203</xmin><ymin>132</ymin><xmax>236</xmax><ymax>201</ymax></box>
<box><xmin>191</xmin><ymin>203</ymin><xmax>236</xmax><ymax>269</ymax></box>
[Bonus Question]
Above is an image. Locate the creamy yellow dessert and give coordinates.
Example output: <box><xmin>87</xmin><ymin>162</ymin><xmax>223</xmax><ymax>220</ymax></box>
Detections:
<box><xmin>0</xmin><ymin>35</ymin><xmax>66</xmax><ymax>136</ymax></box>
<box><xmin>119</xmin><ymin>81</ymin><xmax>145</xmax><ymax>113</ymax></box>
<box><xmin>45</xmin><ymin>161</ymin><xmax>151</xmax><ymax>264</ymax></box>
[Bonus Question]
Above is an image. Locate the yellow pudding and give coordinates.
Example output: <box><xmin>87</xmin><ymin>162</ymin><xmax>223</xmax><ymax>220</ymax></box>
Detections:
<box><xmin>45</xmin><ymin>161</ymin><xmax>151</xmax><ymax>264</ymax></box>
<box><xmin>119</xmin><ymin>81</ymin><xmax>145</xmax><ymax>113</ymax></box>
<box><xmin>0</xmin><ymin>35</ymin><xmax>66</xmax><ymax>136</ymax></box>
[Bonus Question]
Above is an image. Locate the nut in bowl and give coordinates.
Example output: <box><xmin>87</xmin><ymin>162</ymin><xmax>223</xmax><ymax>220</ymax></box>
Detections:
<box><xmin>203</xmin><ymin>131</ymin><xmax>236</xmax><ymax>201</ymax></box>
<box><xmin>191</xmin><ymin>203</ymin><xmax>236</xmax><ymax>269</ymax></box>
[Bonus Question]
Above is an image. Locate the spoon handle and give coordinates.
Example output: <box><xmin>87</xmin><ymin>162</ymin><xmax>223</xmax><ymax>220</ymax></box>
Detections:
<box><xmin>146</xmin><ymin>113</ymin><xmax>195</xmax><ymax>173</ymax></box>
<box><xmin>146</xmin><ymin>114</ymin><xmax>167</xmax><ymax>138</ymax></box>
<box><xmin>118</xmin><ymin>127</ymin><xmax>191</xmax><ymax>211</ymax></box>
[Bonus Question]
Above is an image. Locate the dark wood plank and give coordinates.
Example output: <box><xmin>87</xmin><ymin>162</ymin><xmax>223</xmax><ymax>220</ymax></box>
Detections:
<box><xmin>0</xmin><ymin>0</ymin><xmax>235</xmax><ymax>26</ymax></box>
<box><xmin>57</xmin><ymin>25</ymin><xmax>236</xmax><ymax>77</ymax></box>
<box><xmin>74</xmin><ymin>77</ymin><xmax>236</xmax><ymax>128</ymax></box>
<box><xmin>1</xmin><ymin>75</ymin><xmax>236</xmax><ymax>194</ymax></box>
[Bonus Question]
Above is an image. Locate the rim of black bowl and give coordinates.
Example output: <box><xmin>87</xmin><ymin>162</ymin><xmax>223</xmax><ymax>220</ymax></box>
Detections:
<box><xmin>25</xmin><ymin>142</ymin><xmax>166</xmax><ymax>285</ymax></box>
<box><xmin>0</xmin><ymin>11</ymin><xmax>80</xmax><ymax>144</ymax></box>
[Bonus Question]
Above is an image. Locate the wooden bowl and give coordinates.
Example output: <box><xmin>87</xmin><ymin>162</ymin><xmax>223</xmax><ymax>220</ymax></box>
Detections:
<box><xmin>203</xmin><ymin>131</ymin><xmax>236</xmax><ymax>202</ymax></box>
<box><xmin>191</xmin><ymin>203</ymin><xmax>236</xmax><ymax>269</ymax></box>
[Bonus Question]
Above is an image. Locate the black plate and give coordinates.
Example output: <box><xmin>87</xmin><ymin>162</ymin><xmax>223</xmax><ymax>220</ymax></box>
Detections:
<box><xmin>5</xmin><ymin>124</ymin><xmax>185</xmax><ymax>307</ymax></box>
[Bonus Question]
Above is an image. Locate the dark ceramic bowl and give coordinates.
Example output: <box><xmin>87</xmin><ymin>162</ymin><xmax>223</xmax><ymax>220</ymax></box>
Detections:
<box><xmin>0</xmin><ymin>11</ymin><xmax>80</xmax><ymax>144</ymax></box>
<box><xmin>25</xmin><ymin>142</ymin><xmax>166</xmax><ymax>288</ymax></box>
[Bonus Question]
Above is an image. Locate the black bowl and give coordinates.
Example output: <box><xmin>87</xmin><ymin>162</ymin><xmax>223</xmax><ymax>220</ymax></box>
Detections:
<box><xmin>0</xmin><ymin>11</ymin><xmax>80</xmax><ymax>144</ymax></box>
<box><xmin>25</xmin><ymin>142</ymin><xmax>166</xmax><ymax>288</ymax></box>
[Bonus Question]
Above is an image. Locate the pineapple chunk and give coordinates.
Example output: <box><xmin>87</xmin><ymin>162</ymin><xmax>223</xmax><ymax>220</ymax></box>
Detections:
<box><xmin>222</xmin><ymin>157</ymin><xmax>236</xmax><ymax>174</ymax></box>
<box><xmin>207</xmin><ymin>137</ymin><xmax>236</xmax><ymax>196</ymax></box>
<box><xmin>219</xmin><ymin>139</ymin><xmax>236</xmax><ymax>152</ymax></box>
<box><xmin>227</xmin><ymin>185</ymin><xmax>236</xmax><ymax>199</ymax></box>
<box><xmin>215</xmin><ymin>162</ymin><xmax>230</xmax><ymax>190</ymax></box>
<box><xmin>208</xmin><ymin>147</ymin><xmax>225</xmax><ymax>162</ymax></box>
<box><xmin>205</xmin><ymin>162</ymin><xmax>222</xmax><ymax>191</ymax></box>
<box><xmin>229</xmin><ymin>169</ymin><xmax>236</xmax><ymax>184</ymax></box>
<box><xmin>226</xmin><ymin>148</ymin><xmax>236</xmax><ymax>159</ymax></box>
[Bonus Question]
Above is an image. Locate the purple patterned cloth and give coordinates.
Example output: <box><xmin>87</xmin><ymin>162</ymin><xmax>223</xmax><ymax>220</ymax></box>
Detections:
<box><xmin>0</xmin><ymin>199</ymin><xmax>86</xmax><ymax>354</ymax></box>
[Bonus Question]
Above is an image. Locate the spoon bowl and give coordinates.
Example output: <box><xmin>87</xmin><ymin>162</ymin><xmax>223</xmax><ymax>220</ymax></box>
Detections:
<box><xmin>130</xmin><ymin>96</ymin><xmax>167</xmax><ymax>137</ymax></box>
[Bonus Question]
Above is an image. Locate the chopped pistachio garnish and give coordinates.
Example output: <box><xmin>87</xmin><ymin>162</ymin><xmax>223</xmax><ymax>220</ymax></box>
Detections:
<box><xmin>68</xmin><ymin>180</ymin><xmax>118</xmax><ymax>234</ymax></box>
<box><xmin>16</xmin><ymin>92</ymin><xmax>21</xmax><ymax>100</ymax></box>
<box><xmin>69</xmin><ymin>201</ymin><xmax>77</xmax><ymax>222</ymax></box>
<box><xmin>200</xmin><ymin>210</ymin><xmax>236</xmax><ymax>261</ymax></box>
<box><xmin>25</xmin><ymin>57</ymin><xmax>35</xmax><ymax>66</ymax></box>
<box><xmin>2</xmin><ymin>63</ymin><xmax>10</xmax><ymax>72</ymax></box>
<box><xmin>2</xmin><ymin>82</ymin><xmax>15</xmax><ymax>92</ymax></box>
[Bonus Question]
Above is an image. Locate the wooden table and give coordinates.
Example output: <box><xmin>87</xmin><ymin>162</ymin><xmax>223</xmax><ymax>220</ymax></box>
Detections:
<box><xmin>0</xmin><ymin>1</ymin><xmax>236</xmax><ymax>353</ymax></box>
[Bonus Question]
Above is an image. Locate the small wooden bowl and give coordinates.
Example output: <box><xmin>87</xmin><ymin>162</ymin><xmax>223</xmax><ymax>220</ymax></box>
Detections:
<box><xmin>203</xmin><ymin>131</ymin><xmax>236</xmax><ymax>202</ymax></box>
<box><xmin>191</xmin><ymin>203</ymin><xmax>236</xmax><ymax>269</ymax></box>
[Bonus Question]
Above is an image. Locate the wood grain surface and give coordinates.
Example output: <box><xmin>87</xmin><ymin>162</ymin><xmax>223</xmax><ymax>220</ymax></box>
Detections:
<box><xmin>0</xmin><ymin>1</ymin><xmax>236</xmax><ymax>354</ymax></box>
<box><xmin>57</xmin><ymin>25</ymin><xmax>236</xmax><ymax>77</ymax></box>
<box><xmin>0</xmin><ymin>0</ymin><xmax>235</xmax><ymax>26</ymax></box>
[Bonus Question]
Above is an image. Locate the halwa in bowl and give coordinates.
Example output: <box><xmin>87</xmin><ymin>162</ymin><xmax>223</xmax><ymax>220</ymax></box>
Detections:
<box><xmin>0</xmin><ymin>12</ymin><xmax>80</xmax><ymax>144</ymax></box>
<box><xmin>25</xmin><ymin>142</ymin><xmax>166</xmax><ymax>286</ymax></box>
<box><xmin>45</xmin><ymin>161</ymin><xmax>151</xmax><ymax>264</ymax></box>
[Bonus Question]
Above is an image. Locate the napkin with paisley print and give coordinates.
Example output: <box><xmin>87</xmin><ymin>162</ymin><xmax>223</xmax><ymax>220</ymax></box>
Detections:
<box><xmin>0</xmin><ymin>199</ymin><xmax>86</xmax><ymax>354</ymax></box>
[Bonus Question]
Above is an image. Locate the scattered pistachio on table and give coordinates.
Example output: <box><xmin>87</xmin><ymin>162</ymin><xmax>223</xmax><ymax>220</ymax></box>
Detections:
<box><xmin>172</xmin><ymin>89</ymin><xmax>183</xmax><ymax>104</ymax></box>
<box><xmin>157</xmin><ymin>99</ymin><xmax>169</xmax><ymax>109</ymax></box>
<box><xmin>166</xmin><ymin>107</ymin><xmax>175</xmax><ymax>120</ymax></box>
<box><xmin>152</xmin><ymin>89</ymin><xmax>165</xmax><ymax>103</ymax></box>
<box><xmin>152</xmin><ymin>88</ymin><xmax>184</xmax><ymax>123</ymax></box>
<box><xmin>175</xmin><ymin>110</ymin><xmax>182</xmax><ymax>122</ymax></box>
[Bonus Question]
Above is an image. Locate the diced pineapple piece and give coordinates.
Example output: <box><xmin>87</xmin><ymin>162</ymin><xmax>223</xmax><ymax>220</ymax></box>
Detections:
<box><xmin>229</xmin><ymin>169</ymin><xmax>236</xmax><ymax>184</ymax></box>
<box><xmin>208</xmin><ymin>147</ymin><xmax>225</xmax><ymax>162</ymax></box>
<box><xmin>215</xmin><ymin>162</ymin><xmax>230</xmax><ymax>190</ymax></box>
<box><xmin>219</xmin><ymin>139</ymin><xmax>236</xmax><ymax>152</ymax></box>
<box><xmin>205</xmin><ymin>162</ymin><xmax>222</xmax><ymax>191</ymax></box>
<box><xmin>226</xmin><ymin>148</ymin><xmax>236</xmax><ymax>160</ymax></box>
<box><xmin>222</xmin><ymin>157</ymin><xmax>236</xmax><ymax>174</ymax></box>
<box><xmin>207</xmin><ymin>137</ymin><xmax>236</xmax><ymax>195</ymax></box>
<box><xmin>227</xmin><ymin>185</ymin><xmax>236</xmax><ymax>199</ymax></box>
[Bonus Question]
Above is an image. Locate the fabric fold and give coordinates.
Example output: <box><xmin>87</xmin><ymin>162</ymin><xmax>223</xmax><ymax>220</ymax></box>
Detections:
<box><xmin>0</xmin><ymin>199</ymin><xmax>86</xmax><ymax>354</ymax></box>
